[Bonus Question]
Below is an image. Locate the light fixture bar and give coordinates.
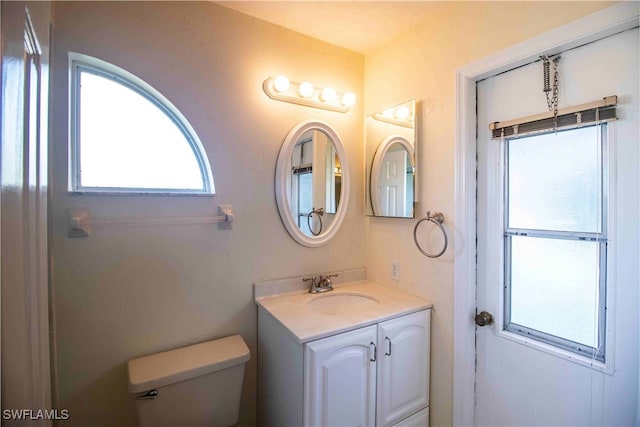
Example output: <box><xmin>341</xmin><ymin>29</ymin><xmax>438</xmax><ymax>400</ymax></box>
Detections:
<box><xmin>372</xmin><ymin>113</ymin><xmax>415</xmax><ymax>128</ymax></box>
<box><xmin>263</xmin><ymin>76</ymin><xmax>355</xmax><ymax>113</ymax></box>
<box><xmin>372</xmin><ymin>102</ymin><xmax>415</xmax><ymax>128</ymax></box>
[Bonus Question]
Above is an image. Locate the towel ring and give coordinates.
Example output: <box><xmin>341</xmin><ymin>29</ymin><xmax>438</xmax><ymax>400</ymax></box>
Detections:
<box><xmin>413</xmin><ymin>211</ymin><xmax>448</xmax><ymax>258</ymax></box>
<box><xmin>307</xmin><ymin>208</ymin><xmax>324</xmax><ymax>236</ymax></box>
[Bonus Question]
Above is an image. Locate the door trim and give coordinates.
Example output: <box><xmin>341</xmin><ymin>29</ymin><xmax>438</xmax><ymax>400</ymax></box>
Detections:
<box><xmin>452</xmin><ymin>3</ymin><xmax>639</xmax><ymax>425</ymax></box>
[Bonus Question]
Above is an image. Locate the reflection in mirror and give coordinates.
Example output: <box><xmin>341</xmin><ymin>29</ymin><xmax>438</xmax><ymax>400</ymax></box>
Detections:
<box><xmin>365</xmin><ymin>99</ymin><xmax>417</xmax><ymax>218</ymax></box>
<box><xmin>370</xmin><ymin>136</ymin><xmax>414</xmax><ymax>217</ymax></box>
<box><xmin>275</xmin><ymin>120</ymin><xmax>350</xmax><ymax>247</ymax></box>
<box><xmin>290</xmin><ymin>130</ymin><xmax>341</xmax><ymax>236</ymax></box>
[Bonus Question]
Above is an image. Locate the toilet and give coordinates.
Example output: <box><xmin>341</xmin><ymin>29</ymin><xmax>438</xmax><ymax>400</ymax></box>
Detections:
<box><xmin>127</xmin><ymin>335</ymin><xmax>250</xmax><ymax>427</ymax></box>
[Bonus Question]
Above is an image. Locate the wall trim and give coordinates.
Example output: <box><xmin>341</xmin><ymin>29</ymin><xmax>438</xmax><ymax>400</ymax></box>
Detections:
<box><xmin>452</xmin><ymin>3</ymin><xmax>640</xmax><ymax>425</ymax></box>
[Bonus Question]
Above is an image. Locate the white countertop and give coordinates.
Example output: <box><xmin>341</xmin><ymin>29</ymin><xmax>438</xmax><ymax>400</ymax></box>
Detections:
<box><xmin>255</xmin><ymin>279</ymin><xmax>432</xmax><ymax>343</ymax></box>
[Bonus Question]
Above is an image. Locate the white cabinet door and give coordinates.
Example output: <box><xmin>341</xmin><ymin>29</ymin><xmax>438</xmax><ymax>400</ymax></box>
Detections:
<box><xmin>377</xmin><ymin>310</ymin><xmax>430</xmax><ymax>427</ymax></box>
<box><xmin>304</xmin><ymin>325</ymin><xmax>378</xmax><ymax>427</ymax></box>
<box><xmin>392</xmin><ymin>407</ymin><xmax>429</xmax><ymax>427</ymax></box>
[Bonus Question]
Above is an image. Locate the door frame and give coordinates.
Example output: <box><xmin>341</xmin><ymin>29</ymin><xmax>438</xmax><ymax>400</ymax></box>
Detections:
<box><xmin>452</xmin><ymin>3</ymin><xmax>640</xmax><ymax>425</ymax></box>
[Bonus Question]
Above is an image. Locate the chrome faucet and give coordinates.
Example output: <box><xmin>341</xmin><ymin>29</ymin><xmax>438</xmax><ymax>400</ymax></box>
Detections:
<box><xmin>304</xmin><ymin>273</ymin><xmax>338</xmax><ymax>294</ymax></box>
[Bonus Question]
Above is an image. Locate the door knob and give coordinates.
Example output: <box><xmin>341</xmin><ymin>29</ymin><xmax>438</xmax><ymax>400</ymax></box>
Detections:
<box><xmin>475</xmin><ymin>311</ymin><xmax>493</xmax><ymax>327</ymax></box>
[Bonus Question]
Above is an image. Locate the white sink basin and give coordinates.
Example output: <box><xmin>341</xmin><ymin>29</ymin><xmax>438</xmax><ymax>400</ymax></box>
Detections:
<box><xmin>307</xmin><ymin>293</ymin><xmax>380</xmax><ymax>315</ymax></box>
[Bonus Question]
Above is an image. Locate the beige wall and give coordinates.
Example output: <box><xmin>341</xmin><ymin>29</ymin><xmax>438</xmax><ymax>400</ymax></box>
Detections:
<box><xmin>363</xmin><ymin>2</ymin><xmax>616</xmax><ymax>426</ymax></box>
<box><xmin>49</xmin><ymin>2</ymin><xmax>364</xmax><ymax>426</ymax></box>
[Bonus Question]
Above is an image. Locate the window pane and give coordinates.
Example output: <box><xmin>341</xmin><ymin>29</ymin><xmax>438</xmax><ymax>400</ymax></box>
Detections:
<box><xmin>508</xmin><ymin>127</ymin><xmax>601</xmax><ymax>232</ymax></box>
<box><xmin>298</xmin><ymin>173</ymin><xmax>313</xmax><ymax>214</ymax></box>
<box><xmin>509</xmin><ymin>235</ymin><xmax>600</xmax><ymax>347</ymax></box>
<box><xmin>79</xmin><ymin>70</ymin><xmax>204</xmax><ymax>190</ymax></box>
<box><xmin>298</xmin><ymin>173</ymin><xmax>313</xmax><ymax>235</ymax></box>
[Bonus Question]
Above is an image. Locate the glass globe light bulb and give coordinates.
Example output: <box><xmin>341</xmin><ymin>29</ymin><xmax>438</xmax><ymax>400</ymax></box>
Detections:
<box><xmin>321</xmin><ymin>87</ymin><xmax>336</xmax><ymax>103</ymax></box>
<box><xmin>395</xmin><ymin>105</ymin><xmax>410</xmax><ymax>120</ymax></box>
<box><xmin>298</xmin><ymin>82</ymin><xmax>314</xmax><ymax>98</ymax></box>
<box><xmin>342</xmin><ymin>92</ymin><xmax>356</xmax><ymax>107</ymax></box>
<box><xmin>382</xmin><ymin>108</ymin><xmax>395</xmax><ymax>118</ymax></box>
<box><xmin>273</xmin><ymin>75</ymin><xmax>290</xmax><ymax>93</ymax></box>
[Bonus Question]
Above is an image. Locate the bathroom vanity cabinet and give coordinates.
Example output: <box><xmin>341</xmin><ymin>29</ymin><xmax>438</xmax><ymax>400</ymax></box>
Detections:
<box><xmin>257</xmin><ymin>306</ymin><xmax>431</xmax><ymax>427</ymax></box>
<box><xmin>306</xmin><ymin>309</ymin><xmax>430</xmax><ymax>426</ymax></box>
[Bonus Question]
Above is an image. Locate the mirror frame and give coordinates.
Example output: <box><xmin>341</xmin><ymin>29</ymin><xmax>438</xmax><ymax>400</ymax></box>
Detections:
<box><xmin>275</xmin><ymin>120</ymin><xmax>350</xmax><ymax>247</ymax></box>
<box><xmin>369</xmin><ymin>135</ymin><xmax>415</xmax><ymax>217</ymax></box>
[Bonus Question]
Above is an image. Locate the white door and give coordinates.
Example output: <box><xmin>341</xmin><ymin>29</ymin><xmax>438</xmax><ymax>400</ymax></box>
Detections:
<box><xmin>376</xmin><ymin>310</ymin><xmax>430</xmax><ymax>427</ymax></box>
<box><xmin>377</xmin><ymin>149</ymin><xmax>407</xmax><ymax>217</ymax></box>
<box><xmin>304</xmin><ymin>325</ymin><xmax>377</xmax><ymax>427</ymax></box>
<box><xmin>475</xmin><ymin>28</ymin><xmax>638</xmax><ymax>425</ymax></box>
<box><xmin>370</xmin><ymin>136</ymin><xmax>414</xmax><ymax>218</ymax></box>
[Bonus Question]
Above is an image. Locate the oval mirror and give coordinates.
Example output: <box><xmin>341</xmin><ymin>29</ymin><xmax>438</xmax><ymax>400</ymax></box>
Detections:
<box><xmin>275</xmin><ymin>120</ymin><xmax>350</xmax><ymax>247</ymax></box>
<box><xmin>365</xmin><ymin>99</ymin><xmax>417</xmax><ymax>218</ymax></box>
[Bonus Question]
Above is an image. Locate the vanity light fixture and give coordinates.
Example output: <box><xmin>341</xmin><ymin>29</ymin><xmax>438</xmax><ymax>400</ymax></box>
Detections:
<box><xmin>263</xmin><ymin>76</ymin><xmax>356</xmax><ymax>113</ymax></box>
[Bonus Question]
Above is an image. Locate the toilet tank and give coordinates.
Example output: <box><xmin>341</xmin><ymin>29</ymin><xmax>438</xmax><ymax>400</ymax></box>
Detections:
<box><xmin>127</xmin><ymin>335</ymin><xmax>250</xmax><ymax>427</ymax></box>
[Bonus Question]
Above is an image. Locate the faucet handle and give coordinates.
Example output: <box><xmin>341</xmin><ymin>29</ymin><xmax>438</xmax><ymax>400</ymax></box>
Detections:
<box><xmin>317</xmin><ymin>273</ymin><xmax>338</xmax><ymax>287</ymax></box>
<box><xmin>321</xmin><ymin>273</ymin><xmax>339</xmax><ymax>284</ymax></box>
<box><xmin>305</xmin><ymin>276</ymin><xmax>321</xmax><ymax>294</ymax></box>
<box><xmin>305</xmin><ymin>274</ymin><xmax>338</xmax><ymax>293</ymax></box>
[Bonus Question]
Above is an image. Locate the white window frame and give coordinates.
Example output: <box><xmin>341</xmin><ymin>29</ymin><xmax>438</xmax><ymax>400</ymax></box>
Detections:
<box><xmin>68</xmin><ymin>53</ymin><xmax>215</xmax><ymax>195</ymax></box>
<box><xmin>501</xmin><ymin>124</ymin><xmax>609</xmax><ymax>363</ymax></box>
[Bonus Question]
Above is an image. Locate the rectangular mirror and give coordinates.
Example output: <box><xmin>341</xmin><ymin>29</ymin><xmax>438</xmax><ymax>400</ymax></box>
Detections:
<box><xmin>365</xmin><ymin>99</ymin><xmax>417</xmax><ymax>218</ymax></box>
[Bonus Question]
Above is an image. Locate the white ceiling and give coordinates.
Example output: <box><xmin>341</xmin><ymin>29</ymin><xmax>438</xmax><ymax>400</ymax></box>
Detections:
<box><xmin>215</xmin><ymin>1</ymin><xmax>442</xmax><ymax>54</ymax></box>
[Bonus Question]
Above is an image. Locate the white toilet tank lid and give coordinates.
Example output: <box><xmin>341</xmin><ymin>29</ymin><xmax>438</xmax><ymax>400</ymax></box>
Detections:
<box><xmin>127</xmin><ymin>334</ymin><xmax>250</xmax><ymax>393</ymax></box>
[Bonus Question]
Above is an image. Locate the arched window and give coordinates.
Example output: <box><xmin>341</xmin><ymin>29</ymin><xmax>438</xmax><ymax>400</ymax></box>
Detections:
<box><xmin>69</xmin><ymin>53</ymin><xmax>215</xmax><ymax>194</ymax></box>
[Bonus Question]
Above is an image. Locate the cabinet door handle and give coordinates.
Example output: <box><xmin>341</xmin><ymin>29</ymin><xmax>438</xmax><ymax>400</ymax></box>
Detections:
<box><xmin>385</xmin><ymin>336</ymin><xmax>392</xmax><ymax>356</ymax></box>
<box><xmin>135</xmin><ymin>389</ymin><xmax>158</xmax><ymax>400</ymax></box>
<box><xmin>369</xmin><ymin>341</ymin><xmax>377</xmax><ymax>362</ymax></box>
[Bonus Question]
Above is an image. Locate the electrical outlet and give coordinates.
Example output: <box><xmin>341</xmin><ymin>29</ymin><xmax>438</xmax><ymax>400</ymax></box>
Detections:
<box><xmin>391</xmin><ymin>260</ymin><xmax>399</xmax><ymax>281</ymax></box>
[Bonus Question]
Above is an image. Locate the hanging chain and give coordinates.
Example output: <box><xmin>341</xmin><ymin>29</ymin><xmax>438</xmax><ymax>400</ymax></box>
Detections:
<box><xmin>541</xmin><ymin>55</ymin><xmax>560</xmax><ymax>131</ymax></box>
